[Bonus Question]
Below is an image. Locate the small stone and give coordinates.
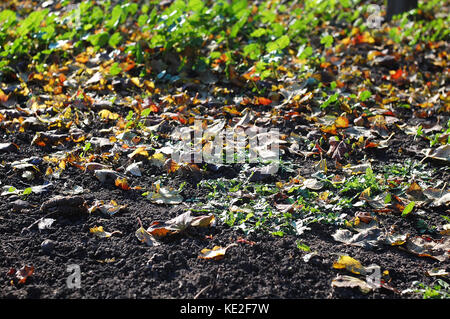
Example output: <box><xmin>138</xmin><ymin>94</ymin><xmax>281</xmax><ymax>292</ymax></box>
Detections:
<box><xmin>41</xmin><ymin>239</ymin><xmax>55</xmax><ymax>254</ymax></box>
<box><xmin>10</xmin><ymin>199</ymin><xmax>31</xmax><ymax>212</ymax></box>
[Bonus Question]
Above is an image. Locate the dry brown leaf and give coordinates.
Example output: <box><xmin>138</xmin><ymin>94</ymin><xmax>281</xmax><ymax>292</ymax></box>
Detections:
<box><xmin>331</xmin><ymin>275</ymin><xmax>373</xmax><ymax>293</ymax></box>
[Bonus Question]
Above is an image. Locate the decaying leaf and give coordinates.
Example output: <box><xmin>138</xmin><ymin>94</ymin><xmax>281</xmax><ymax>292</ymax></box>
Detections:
<box><xmin>88</xmin><ymin>200</ymin><xmax>126</xmax><ymax>216</ymax></box>
<box><xmin>421</xmin><ymin>144</ymin><xmax>450</xmax><ymax>163</ymax></box>
<box><xmin>89</xmin><ymin>226</ymin><xmax>119</xmax><ymax>238</ymax></box>
<box><xmin>0</xmin><ymin>142</ymin><xmax>19</xmax><ymax>153</ymax></box>
<box><xmin>147</xmin><ymin>186</ymin><xmax>183</xmax><ymax>204</ymax></box>
<box><xmin>333</xmin><ymin>255</ymin><xmax>366</xmax><ymax>275</ymax></box>
<box><xmin>136</xmin><ymin>211</ymin><xmax>215</xmax><ymax>244</ymax></box>
<box><xmin>404</xmin><ymin>236</ymin><xmax>450</xmax><ymax>262</ymax></box>
<box><xmin>331</xmin><ymin>275</ymin><xmax>373</xmax><ymax>293</ymax></box>
<box><xmin>115</xmin><ymin>177</ymin><xmax>131</xmax><ymax>190</ymax></box>
<box><xmin>422</xmin><ymin>189</ymin><xmax>450</xmax><ymax>207</ymax></box>
<box><xmin>84</xmin><ymin>162</ymin><xmax>111</xmax><ymax>171</ymax></box>
<box><xmin>303</xmin><ymin>178</ymin><xmax>324</xmax><ymax>190</ymax></box>
<box><xmin>425</xmin><ymin>268</ymin><xmax>449</xmax><ymax>277</ymax></box>
<box><xmin>40</xmin><ymin>195</ymin><xmax>87</xmax><ymax>214</ymax></box>
<box><xmin>332</xmin><ymin>227</ymin><xmax>383</xmax><ymax>249</ymax></box>
<box><xmin>125</xmin><ymin>162</ymin><xmax>142</xmax><ymax>176</ymax></box>
<box><xmin>190</xmin><ymin>214</ymin><xmax>216</xmax><ymax>228</ymax></box>
<box><xmin>94</xmin><ymin>169</ymin><xmax>121</xmax><ymax>183</ymax></box>
<box><xmin>343</xmin><ymin>163</ymin><xmax>371</xmax><ymax>175</ymax></box>
<box><xmin>98</xmin><ymin>109</ymin><xmax>119</xmax><ymax>120</ymax></box>
<box><xmin>9</xmin><ymin>265</ymin><xmax>35</xmax><ymax>285</ymax></box>
<box><xmin>135</xmin><ymin>226</ymin><xmax>160</xmax><ymax>247</ymax></box>
<box><xmin>440</xmin><ymin>224</ymin><xmax>450</xmax><ymax>236</ymax></box>
<box><xmin>384</xmin><ymin>232</ymin><xmax>409</xmax><ymax>246</ymax></box>
<box><xmin>128</xmin><ymin>147</ymin><xmax>149</xmax><ymax>159</ymax></box>
<box><xmin>327</xmin><ymin>138</ymin><xmax>348</xmax><ymax>162</ymax></box>
<box><xmin>198</xmin><ymin>243</ymin><xmax>237</xmax><ymax>260</ymax></box>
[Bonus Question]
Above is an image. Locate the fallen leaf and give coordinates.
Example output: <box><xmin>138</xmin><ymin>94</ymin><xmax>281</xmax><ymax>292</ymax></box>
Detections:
<box><xmin>331</xmin><ymin>275</ymin><xmax>373</xmax><ymax>293</ymax></box>
<box><xmin>128</xmin><ymin>147</ymin><xmax>149</xmax><ymax>159</ymax></box>
<box><xmin>125</xmin><ymin>162</ymin><xmax>142</xmax><ymax>177</ymax></box>
<box><xmin>425</xmin><ymin>268</ymin><xmax>449</xmax><ymax>277</ymax></box>
<box><xmin>423</xmin><ymin>189</ymin><xmax>450</xmax><ymax>207</ymax></box>
<box><xmin>94</xmin><ymin>169</ymin><xmax>121</xmax><ymax>183</ymax></box>
<box><xmin>335</xmin><ymin>116</ymin><xmax>349</xmax><ymax>128</ymax></box>
<box><xmin>333</xmin><ymin>255</ymin><xmax>366</xmax><ymax>275</ymax></box>
<box><xmin>384</xmin><ymin>232</ymin><xmax>409</xmax><ymax>246</ymax></box>
<box><xmin>190</xmin><ymin>214</ymin><xmax>216</xmax><ymax>227</ymax></box>
<box><xmin>255</xmin><ymin>97</ymin><xmax>272</xmax><ymax>105</ymax></box>
<box><xmin>90</xmin><ymin>226</ymin><xmax>113</xmax><ymax>238</ymax></box>
<box><xmin>135</xmin><ymin>226</ymin><xmax>160</xmax><ymax>246</ymax></box>
<box><xmin>147</xmin><ymin>187</ymin><xmax>183</xmax><ymax>204</ymax></box>
<box><xmin>332</xmin><ymin>227</ymin><xmax>383</xmax><ymax>249</ymax></box>
<box><xmin>404</xmin><ymin>236</ymin><xmax>449</xmax><ymax>262</ymax></box>
<box><xmin>88</xmin><ymin>200</ymin><xmax>126</xmax><ymax>216</ymax></box>
<box><xmin>115</xmin><ymin>177</ymin><xmax>131</xmax><ymax>190</ymax></box>
<box><xmin>198</xmin><ymin>243</ymin><xmax>237</xmax><ymax>260</ymax></box>
<box><xmin>303</xmin><ymin>178</ymin><xmax>324</xmax><ymax>190</ymax></box>
<box><xmin>440</xmin><ymin>224</ymin><xmax>450</xmax><ymax>236</ymax></box>
<box><xmin>421</xmin><ymin>145</ymin><xmax>450</xmax><ymax>162</ymax></box>
<box><xmin>401</xmin><ymin>201</ymin><xmax>415</xmax><ymax>217</ymax></box>
<box><xmin>98</xmin><ymin>109</ymin><xmax>119</xmax><ymax>120</ymax></box>
<box><xmin>149</xmin><ymin>211</ymin><xmax>215</xmax><ymax>237</ymax></box>
<box><xmin>0</xmin><ymin>142</ymin><xmax>19</xmax><ymax>153</ymax></box>
<box><xmin>11</xmin><ymin>265</ymin><xmax>35</xmax><ymax>284</ymax></box>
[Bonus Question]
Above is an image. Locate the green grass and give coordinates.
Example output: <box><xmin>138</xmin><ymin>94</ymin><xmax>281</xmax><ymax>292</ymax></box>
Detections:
<box><xmin>1</xmin><ymin>0</ymin><xmax>448</xmax><ymax>82</ymax></box>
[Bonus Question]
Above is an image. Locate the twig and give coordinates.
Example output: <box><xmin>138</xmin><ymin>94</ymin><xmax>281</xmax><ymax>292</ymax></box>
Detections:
<box><xmin>194</xmin><ymin>284</ymin><xmax>212</xmax><ymax>299</ymax></box>
<box><xmin>21</xmin><ymin>211</ymin><xmax>57</xmax><ymax>233</ymax></box>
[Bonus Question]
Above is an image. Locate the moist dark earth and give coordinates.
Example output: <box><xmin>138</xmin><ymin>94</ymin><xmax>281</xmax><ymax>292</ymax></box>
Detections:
<box><xmin>0</xmin><ymin>0</ymin><xmax>449</xmax><ymax>301</ymax></box>
<box><xmin>0</xmin><ymin>125</ymin><xmax>448</xmax><ymax>299</ymax></box>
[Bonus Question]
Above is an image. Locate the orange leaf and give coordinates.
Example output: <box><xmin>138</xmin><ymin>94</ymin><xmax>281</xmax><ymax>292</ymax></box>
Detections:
<box><xmin>15</xmin><ymin>265</ymin><xmax>34</xmax><ymax>284</ymax></box>
<box><xmin>255</xmin><ymin>97</ymin><xmax>272</xmax><ymax>105</ymax></box>
<box><xmin>148</xmin><ymin>226</ymin><xmax>173</xmax><ymax>238</ymax></box>
<box><xmin>364</xmin><ymin>141</ymin><xmax>379</xmax><ymax>149</ymax></box>
<box><xmin>0</xmin><ymin>89</ymin><xmax>9</xmax><ymax>102</ymax></box>
<box><xmin>115</xmin><ymin>177</ymin><xmax>131</xmax><ymax>190</ymax></box>
<box><xmin>321</xmin><ymin>124</ymin><xmax>337</xmax><ymax>135</ymax></box>
<box><xmin>335</xmin><ymin>116</ymin><xmax>349</xmax><ymax>128</ymax></box>
<box><xmin>165</xmin><ymin>159</ymin><xmax>180</xmax><ymax>173</ymax></box>
<box><xmin>223</xmin><ymin>105</ymin><xmax>241</xmax><ymax>116</ymax></box>
<box><xmin>390</xmin><ymin>69</ymin><xmax>403</xmax><ymax>80</ymax></box>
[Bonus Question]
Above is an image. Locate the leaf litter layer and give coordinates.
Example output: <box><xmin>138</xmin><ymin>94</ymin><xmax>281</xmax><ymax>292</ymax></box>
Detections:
<box><xmin>0</xmin><ymin>0</ymin><xmax>449</xmax><ymax>299</ymax></box>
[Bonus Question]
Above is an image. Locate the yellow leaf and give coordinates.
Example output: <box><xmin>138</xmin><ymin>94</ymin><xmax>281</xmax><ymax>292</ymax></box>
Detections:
<box><xmin>115</xmin><ymin>177</ymin><xmax>131</xmax><ymax>190</ymax></box>
<box><xmin>333</xmin><ymin>255</ymin><xmax>365</xmax><ymax>275</ymax></box>
<box><xmin>45</xmin><ymin>167</ymin><xmax>53</xmax><ymax>176</ymax></box>
<box><xmin>89</xmin><ymin>226</ymin><xmax>111</xmax><ymax>238</ymax></box>
<box><xmin>335</xmin><ymin>116</ymin><xmax>349</xmax><ymax>128</ymax></box>
<box><xmin>198</xmin><ymin>243</ymin><xmax>237</xmax><ymax>260</ymax></box>
<box><xmin>199</xmin><ymin>246</ymin><xmax>227</xmax><ymax>260</ymax></box>
<box><xmin>144</xmin><ymin>80</ymin><xmax>155</xmax><ymax>89</ymax></box>
<box><xmin>128</xmin><ymin>147</ymin><xmax>149</xmax><ymax>159</ymax></box>
<box><xmin>98</xmin><ymin>109</ymin><xmax>119</xmax><ymax>120</ymax></box>
<box><xmin>131</xmin><ymin>77</ymin><xmax>141</xmax><ymax>87</ymax></box>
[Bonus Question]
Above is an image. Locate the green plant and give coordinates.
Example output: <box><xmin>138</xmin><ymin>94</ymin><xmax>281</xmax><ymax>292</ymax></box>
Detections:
<box><xmin>409</xmin><ymin>280</ymin><xmax>450</xmax><ymax>299</ymax></box>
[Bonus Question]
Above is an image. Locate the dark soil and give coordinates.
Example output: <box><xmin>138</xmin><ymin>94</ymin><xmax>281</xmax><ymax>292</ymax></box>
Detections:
<box><xmin>0</xmin><ymin>0</ymin><xmax>449</xmax><ymax>303</ymax></box>
<box><xmin>0</xmin><ymin>127</ymin><xmax>447</xmax><ymax>300</ymax></box>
